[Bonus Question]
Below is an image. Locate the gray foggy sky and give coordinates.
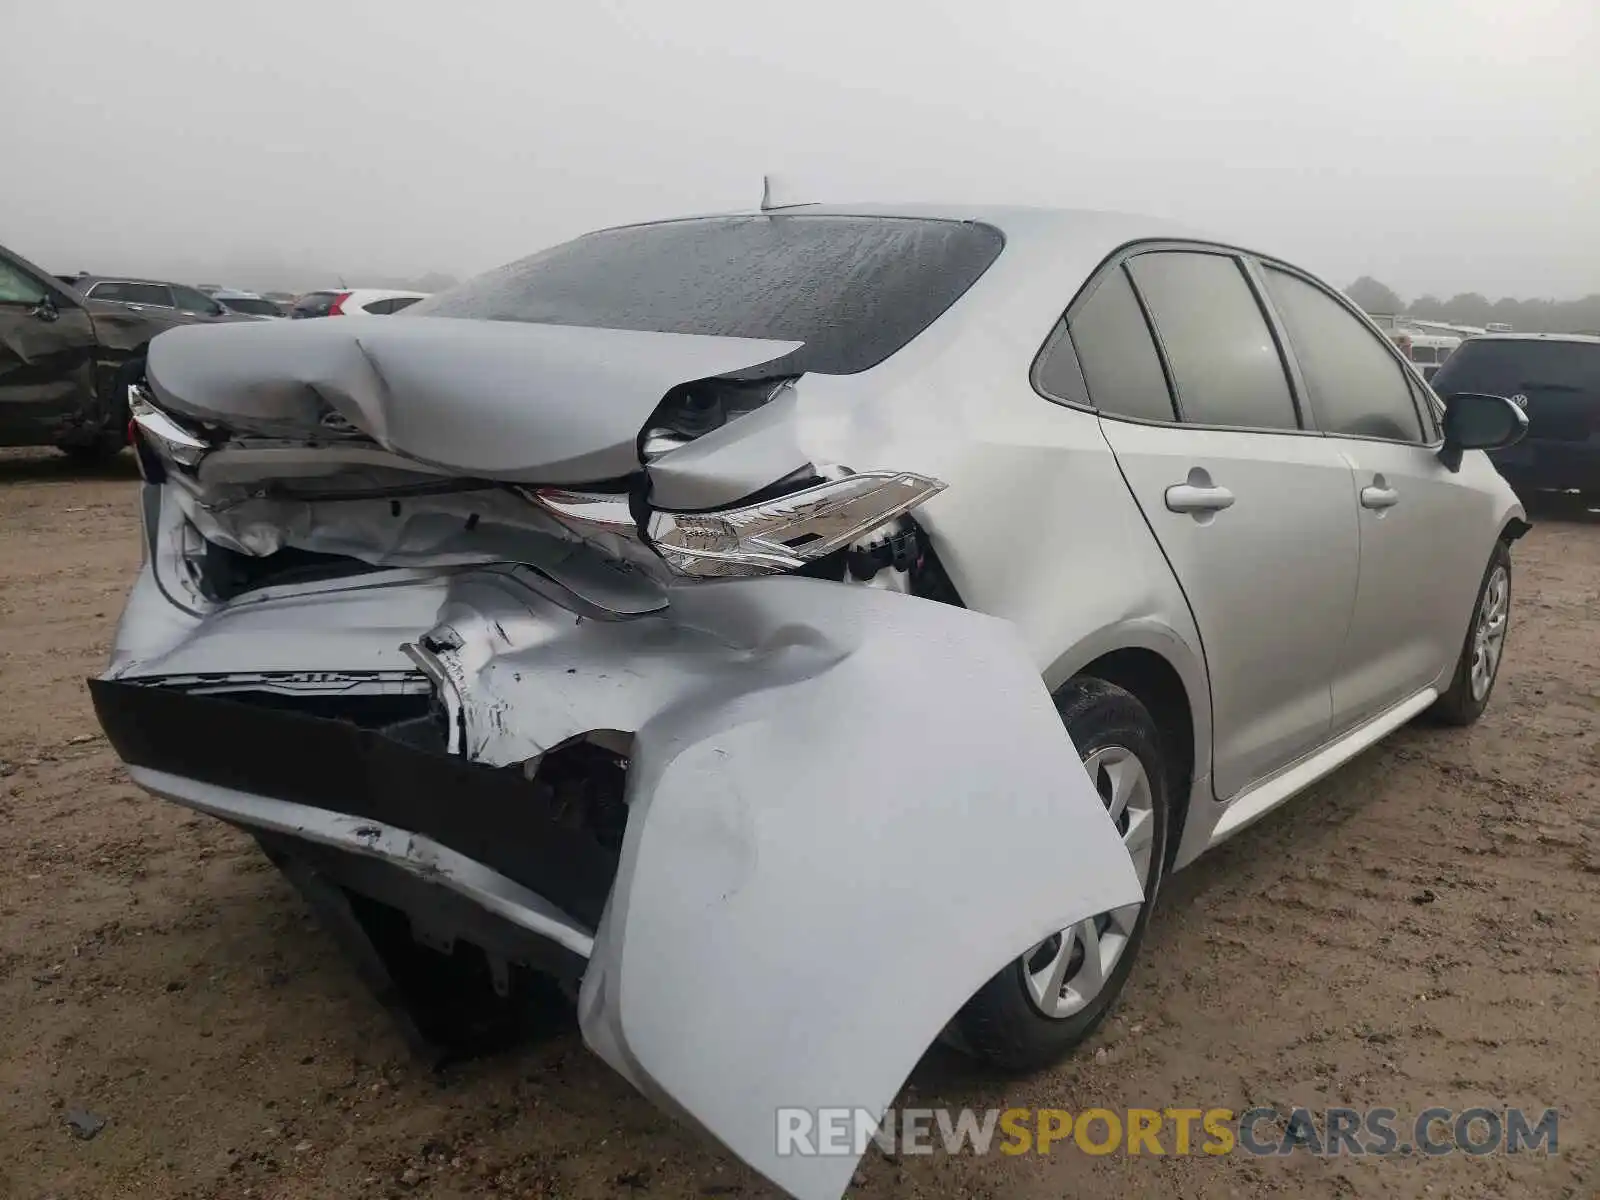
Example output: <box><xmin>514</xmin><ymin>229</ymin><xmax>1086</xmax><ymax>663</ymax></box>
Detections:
<box><xmin>3</xmin><ymin>0</ymin><xmax>1595</xmax><ymax>299</ymax></box>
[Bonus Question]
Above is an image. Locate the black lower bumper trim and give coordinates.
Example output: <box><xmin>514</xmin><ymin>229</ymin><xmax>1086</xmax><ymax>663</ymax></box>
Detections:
<box><xmin>88</xmin><ymin>677</ymin><xmax>619</xmax><ymax>929</ymax></box>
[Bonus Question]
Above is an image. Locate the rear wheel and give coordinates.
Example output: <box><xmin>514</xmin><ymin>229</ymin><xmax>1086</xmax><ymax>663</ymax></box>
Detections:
<box><xmin>56</xmin><ymin>358</ymin><xmax>140</xmax><ymax>465</ymax></box>
<box><xmin>954</xmin><ymin>676</ymin><xmax>1169</xmax><ymax>1072</ymax></box>
<box><xmin>58</xmin><ymin>430</ymin><xmax>127</xmax><ymax>465</ymax></box>
<box><xmin>1429</xmin><ymin>542</ymin><xmax>1512</xmax><ymax>726</ymax></box>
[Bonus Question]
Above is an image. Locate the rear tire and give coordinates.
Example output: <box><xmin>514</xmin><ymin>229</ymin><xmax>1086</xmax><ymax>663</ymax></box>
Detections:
<box><xmin>954</xmin><ymin>676</ymin><xmax>1169</xmax><ymax>1073</ymax></box>
<box><xmin>58</xmin><ymin>431</ymin><xmax>127</xmax><ymax>465</ymax></box>
<box><xmin>56</xmin><ymin>358</ymin><xmax>139</xmax><ymax>465</ymax></box>
<box><xmin>1429</xmin><ymin>541</ymin><xmax>1512</xmax><ymax>726</ymax></box>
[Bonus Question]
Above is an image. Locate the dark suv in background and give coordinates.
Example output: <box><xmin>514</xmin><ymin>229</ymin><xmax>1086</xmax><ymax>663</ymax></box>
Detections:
<box><xmin>1</xmin><ymin>245</ymin><xmax>242</xmax><ymax>462</ymax></box>
<box><xmin>1431</xmin><ymin>334</ymin><xmax>1600</xmax><ymax>501</ymax></box>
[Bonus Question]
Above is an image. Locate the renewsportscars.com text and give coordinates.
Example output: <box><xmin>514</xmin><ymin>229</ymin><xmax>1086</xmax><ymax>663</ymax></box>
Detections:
<box><xmin>775</xmin><ymin>1105</ymin><xmax>1560</xmax><ymax>1158</ymax></box>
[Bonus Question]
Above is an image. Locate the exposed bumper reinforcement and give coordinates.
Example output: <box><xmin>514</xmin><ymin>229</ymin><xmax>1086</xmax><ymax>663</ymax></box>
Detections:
<box><xmin>88</xmin><ymin>676</ymin><xmax>616</xmax><ymax>934</ymax></box>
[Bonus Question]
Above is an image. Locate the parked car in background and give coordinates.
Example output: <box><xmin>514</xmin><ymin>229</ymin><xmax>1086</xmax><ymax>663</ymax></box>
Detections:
<box><xmin>288</xmin><ymin>288</ymin><xmax>427</xmax><ymax>318</ymax></box>
<box><xmin>0</xmin><ymin>244</ymin><xmax>243</xmax><ymax>461</ymax></box>
<box><xmin>1404</xmin><ymin>332</ymin><xmax>1461</xmax><ymax>381</ymax></box>
<box><xmin>102</xmin><ymin>204</ymin><xmax>1530</xmax><ymax>1200</ymax></box>
<box><xmin>1430</xmin><ymin>333</ymin><xmax>1600</xmax><ymax>500</ymax></box>
<box><xmin>207</xmin><ymin>288</ymin><xmax>285</xmax><ymax>319</ymax></box>
<box><xmin>70</xmin><ymin>274</ymin><xmax>238</xmax><ymax>323</ymax></box>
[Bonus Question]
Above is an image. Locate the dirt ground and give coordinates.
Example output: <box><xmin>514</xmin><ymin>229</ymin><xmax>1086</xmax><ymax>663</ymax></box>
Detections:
<box><xmin>1</xmin><ymin>446</ymin><xmax>1597</xmax><ymax>1200</ymax></box>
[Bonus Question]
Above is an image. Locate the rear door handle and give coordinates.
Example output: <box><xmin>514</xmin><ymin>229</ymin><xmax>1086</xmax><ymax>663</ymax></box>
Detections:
<box><xmin>1164</xmin><ymin>483</ymin><xmax>1235</xmax><ymax>514</ymax></box>
<box><xmin>1360</xmin><ymin>485</ymin><xmax>1399</xmax><ymax>510</ymax></box>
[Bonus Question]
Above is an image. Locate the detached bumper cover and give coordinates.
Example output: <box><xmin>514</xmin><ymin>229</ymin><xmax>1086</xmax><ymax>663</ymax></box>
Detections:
<box><xmin>96</xmin><ymin>571</ymin><xmax>1140</xmax><ymax>1200</ymax></box>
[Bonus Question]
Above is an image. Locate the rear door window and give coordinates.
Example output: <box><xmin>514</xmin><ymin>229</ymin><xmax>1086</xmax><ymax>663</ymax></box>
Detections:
<box><xmin>92</xmin><ymin>281</ymin><xmax>174</xmax><ymax>307</ymax></box>
<box><xmin>1126</xmin><ymin>251</ymin><xmax>1300</xmax><ymax>430</ymax></box>
<box><xmin>361</xmin><ymin>298</ymin><xmax>394</xmax><ymax>314</ymax></box>
<box><xmin>1261</xmin><ymin>266</ymin><xmax>1424</xmax><ymax>443</ymax></box>
<box><xmin>388</xmin><ymin>296</ymin><xmax>421</xmax><ymax>313</ymax></box>
<box><xmin>1056</xmin><ymin>266</ymin><xmax>1175</xmax><ymax>421</ymax></box>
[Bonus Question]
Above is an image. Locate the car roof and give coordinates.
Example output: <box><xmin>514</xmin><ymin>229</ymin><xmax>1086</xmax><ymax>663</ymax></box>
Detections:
<box><xmin>1462</xmin><ymin>332</ymin><xmax>1600</xmax><ymax>347</ymax></box>
<box><xmin>597</xmin><ymin>201</ymin><xmax>1214</xmax><ymax>258</ymax></box>
<box><xmin>75</xmin><ymin>273</ymin><xmax>192</xmax><ymax>289</ymax></box>
<box><xmin>211</xmin><ymin>288</ymin><xmax>264</xmax><ymax>299</ymax></box>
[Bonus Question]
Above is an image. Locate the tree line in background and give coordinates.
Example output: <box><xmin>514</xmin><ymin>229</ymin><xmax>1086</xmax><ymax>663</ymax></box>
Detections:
<box><xmin>1345</xmin><ymin>276</ymin><xmax>1600</xmax><ymax>334</ymax></box>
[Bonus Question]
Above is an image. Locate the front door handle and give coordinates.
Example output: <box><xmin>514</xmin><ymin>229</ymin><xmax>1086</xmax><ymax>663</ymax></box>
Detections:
<box><xmin>1360</xmin><ymin>484</ymin><xmax>1400</xmax><ymax>510</ymax></box>
<box><xmin>1165</xmin><ymin>483</ymin><xmax>1236</xmax><ymax>514</ymax></box>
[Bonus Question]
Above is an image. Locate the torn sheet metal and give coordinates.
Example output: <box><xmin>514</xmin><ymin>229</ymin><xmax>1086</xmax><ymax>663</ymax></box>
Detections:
<box><xmin>144</xmin><ymin>317</ymin><xmax>800</xmax><ymax>483</ymax></box>
<box><xmin>409</xmin><ymin>574</ymin><xmax>1142</xmax><ymax>1199</ymax></box>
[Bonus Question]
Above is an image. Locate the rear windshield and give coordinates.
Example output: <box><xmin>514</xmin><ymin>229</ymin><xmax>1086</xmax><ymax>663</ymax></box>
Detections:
<box><xmin>220</xmin><ymin>296</ymin><xmax>282</xmax><ymax>317</ymax></box>
<box><xmin>291</xmin><ymin>291</ymin><xmax>341</xmax><ymax>318</ymax></box>
<box><xmin>1431</xmin><ymin>339</ymin><xmax>1600</xmax><ymax>399</ymax></box>
<box><xmin>404</xmin><ymin>215</ymin><xmax>1005</xmax><ymax>375</ymax></box>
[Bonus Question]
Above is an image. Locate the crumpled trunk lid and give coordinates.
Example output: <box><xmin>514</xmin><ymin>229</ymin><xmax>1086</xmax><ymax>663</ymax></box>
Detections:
<box><xmin>145</xmin><ymin>316</ymin><xmax>800</xmax><ymax>483</ymax></box>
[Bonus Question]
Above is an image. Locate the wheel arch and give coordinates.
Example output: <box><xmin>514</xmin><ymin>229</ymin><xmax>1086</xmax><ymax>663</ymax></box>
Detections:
<box><xmin>1047</xmin><ymin>625</ymin><xmax>1209</xmax><ymax>869</ymax></box>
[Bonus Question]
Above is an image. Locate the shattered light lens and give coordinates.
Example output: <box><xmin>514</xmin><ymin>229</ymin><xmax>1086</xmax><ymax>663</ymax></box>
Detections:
<box><xmin>647</xmin><ymin>471</ymin><xmax>946</xmax><ymax>579</ymax></box>
<box><xmin>129</xmin><ymin>385</ymin><xmax>208</xmax><ymax>467</ymax></box>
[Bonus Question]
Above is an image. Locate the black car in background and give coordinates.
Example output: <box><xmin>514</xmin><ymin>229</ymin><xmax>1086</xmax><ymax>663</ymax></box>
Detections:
<box><xmin>65</xmin><ymin>274</ymin><xmax>239</xmax><ymax>322</ymax></box>
<box><xmin>1432</xmin><ymin>334</ymin><xmax>1600</xmax><ymax>500</ymax></box>
<box><xmin>1</xmin><ymin>246</ymin><xmax>243</xmax><ymax>461</ymax></box>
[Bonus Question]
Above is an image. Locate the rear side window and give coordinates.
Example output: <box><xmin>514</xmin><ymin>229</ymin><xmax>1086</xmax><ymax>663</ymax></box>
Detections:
<box><xmin>1261</xmin><ymin>267</ymin><xmax>1423</xmax><ymax>443</ymax></box>
<box><xmin>93</xmin><ymin>281</ymin><xmax>173</xmax><ymax>307</ymax></box>
<box><xmin>1060</xmin><ymin>266</ymin><xmax>1174</xmax><ymax>421</ymax></box>
<box><xmin>362</xmin><ymin>298</ymin><xmax>394</xmax><ymax>314</ymax></box>
<box><xmin>388</xmin><ymin>296</ymin><xmax>421</xmax><ymax>313</ymax></box>
<box><xmin>407</xmin><ymin>215</ymin><xmax>1005</xmax><ymax>376</ymax></box>
<box><xmin>1126</xmin><ymin>251</ymin><xmax>1299</xmax><ymax>430</ymax></box>
<box><xmin>171</xmin><ymin>285</ymin><xmax>223</xmax><ymax>316</ymax></box>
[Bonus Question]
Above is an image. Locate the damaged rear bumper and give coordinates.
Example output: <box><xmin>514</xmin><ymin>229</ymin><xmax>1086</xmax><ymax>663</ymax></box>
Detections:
<box><xmin>95</xmin><ymin>561</ymin><xmax>1140</xmax><ymax>1200</ymax></box>
<box><xmin>89</xmin><ymin>679</ymin><xmax>610</xmax><ymax>958</ymax></box>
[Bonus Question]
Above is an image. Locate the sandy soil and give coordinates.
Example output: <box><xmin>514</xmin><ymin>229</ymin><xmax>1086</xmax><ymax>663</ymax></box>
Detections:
<box><xmin>1</xmin><ymin>446</ymin><xmax>1597</xmax><ymax>1200</ymax></box>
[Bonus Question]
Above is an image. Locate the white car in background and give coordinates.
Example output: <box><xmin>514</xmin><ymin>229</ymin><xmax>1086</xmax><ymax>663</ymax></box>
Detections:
<box><xmin>288</xmin><ymin>288</ymin><xmax>428</xmax><ymax>318</ymax></box>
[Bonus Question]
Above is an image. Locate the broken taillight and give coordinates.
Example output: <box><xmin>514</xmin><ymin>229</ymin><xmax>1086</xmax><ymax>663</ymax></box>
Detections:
<box><xmin>128</xmin><ymin>385</ymin><xmax>208</xmax><ymax>467</ymax></box>
<box><xmin>647</xmin><ymin>471</ymin><xmax>947</xmax><ymax>579</ymax></box>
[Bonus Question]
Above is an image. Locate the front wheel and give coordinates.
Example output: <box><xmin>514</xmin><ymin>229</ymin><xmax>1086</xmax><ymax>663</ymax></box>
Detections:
<box><xmin>954</xmin><ymin>676</ymin><xmax>1169</xmax><ymax>1073</ymax></box>
<box><xmin>1428</xmin><ymin>542</ymin><xmax>1512</xmax><ymax>726</ymax></box>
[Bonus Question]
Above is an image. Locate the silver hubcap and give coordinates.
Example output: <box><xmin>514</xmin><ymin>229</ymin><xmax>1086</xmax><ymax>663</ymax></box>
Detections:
<box><xmin>1470</xmin><ymin>565</ymin><xmax>1509</xmax><ymax>702</ymax></box>
<box><xmin>1023</xmin><ymin>746</ymin><xmax>1155</xmax><ymax>1020</ymax></box>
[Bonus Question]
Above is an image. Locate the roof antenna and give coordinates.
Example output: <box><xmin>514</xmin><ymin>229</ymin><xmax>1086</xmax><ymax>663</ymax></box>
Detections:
<box><xmin>760</xmin><ymin>173</ymin><xmax>807</xmax><ymax>212</ymax></box>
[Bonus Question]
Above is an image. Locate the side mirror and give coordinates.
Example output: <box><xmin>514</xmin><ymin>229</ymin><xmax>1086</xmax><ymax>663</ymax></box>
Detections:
<box><xmin>29</xmin><ymin>295</ymin><xmax>60</xmax><ymax>323</ymax></box>
<box><xmin>1438</xmin><ymin>392</ymin><xmax>1529</xmax><ymax>472</ymax></box>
